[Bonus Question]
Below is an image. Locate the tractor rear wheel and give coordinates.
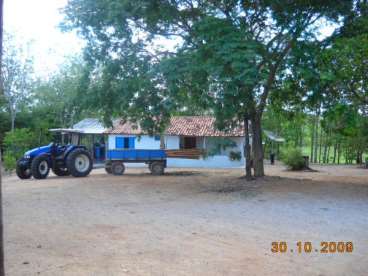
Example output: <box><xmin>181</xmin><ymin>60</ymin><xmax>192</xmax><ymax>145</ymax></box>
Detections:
<box><xmin>111</xmin><ymin>162</ymin><xmax>125</xmax><ymax>175</ymax></box>
<box><xmin>66</xmin><ymin>149</ymin><xmax>93</xmax><ymax>177</ymax></box>
<box><xmin>31</xmin><ymin>154</ymin><xmax>50</xmax><ymax>179</ymax></box>
<box><xmin>52</xmin><ymin>166</ymin><xmax>70</xmax><ymax>176</ymax></box>
<box><xmin>16</xmin><ymin>162</ymin><xmax>32</xmax><ymax>179</ymax></box>
<box><xmin>150</xmin><ymin>161</ymin><xmax>165</xmax><ymax>175</ymax></box>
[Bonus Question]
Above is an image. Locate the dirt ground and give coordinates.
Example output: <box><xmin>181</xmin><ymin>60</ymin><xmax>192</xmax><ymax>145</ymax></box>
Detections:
<box><xmin>3</xmin><ymin>164</ymin><xmax>368</xmax><ymax>276</ymax></box>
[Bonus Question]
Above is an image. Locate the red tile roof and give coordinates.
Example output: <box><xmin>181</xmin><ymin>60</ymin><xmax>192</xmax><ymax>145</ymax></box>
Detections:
<box><xmin>165</xmin><ymin>116</ymin><xmax>244</xmax><ymax>137</ymax></box>
<box><xmin>106</xmin><ymin>116</ymin><xmax>244</xmax><ymax>137</ymax></box>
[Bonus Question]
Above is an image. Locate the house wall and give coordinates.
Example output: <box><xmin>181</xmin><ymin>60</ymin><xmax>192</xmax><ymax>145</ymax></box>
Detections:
<box><xmin>164</xmin><ymin>135</ymin><xmax>245</xmax><ymax>168</ymax></box>
<box><xmin>165</xmin><ymin>136</ymin><xmax>180</xmax><ymax>149</ymax></box>
<box><xmin>108</xmin><ymin>134</ymin><xmax>161</xmax><ymax>150</ymax></box>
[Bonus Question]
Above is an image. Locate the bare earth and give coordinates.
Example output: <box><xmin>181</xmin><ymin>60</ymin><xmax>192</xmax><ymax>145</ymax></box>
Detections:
<box><xmin>3</xmin><ymin>164</ymin><xmax>368</xmax><ymax>276</ymax></box>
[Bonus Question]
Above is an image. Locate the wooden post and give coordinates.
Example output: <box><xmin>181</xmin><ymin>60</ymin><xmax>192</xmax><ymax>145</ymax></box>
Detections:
<box><xmin>0</xmin><ymin>0</ymin><xmax>6</xmax><ymax>274</ymax></box>
<box><xmin>0</xmin><ymin>151</ymin><xmax>4</xmax><ymax>276</ymax></box>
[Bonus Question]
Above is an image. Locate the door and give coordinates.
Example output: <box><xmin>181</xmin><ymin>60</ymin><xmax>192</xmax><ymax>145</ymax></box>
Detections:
<box><xmin>183</xmin><ymin>137</ymin><xmax>197</xmax><ymax>149</ymax></box>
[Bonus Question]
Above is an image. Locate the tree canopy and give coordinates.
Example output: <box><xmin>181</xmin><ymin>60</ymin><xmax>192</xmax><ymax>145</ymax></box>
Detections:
<box><xmin>63</xmin><ymin>0</ymin><xmax>358</xmax><ymax>177</ymax></box>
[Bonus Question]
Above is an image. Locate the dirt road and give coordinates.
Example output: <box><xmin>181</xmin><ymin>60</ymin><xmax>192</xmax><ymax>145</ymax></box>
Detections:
<box><xmin>3</xmin><ymin>164</ymin><xmax>368</xmax><ymax>275</ymax></box>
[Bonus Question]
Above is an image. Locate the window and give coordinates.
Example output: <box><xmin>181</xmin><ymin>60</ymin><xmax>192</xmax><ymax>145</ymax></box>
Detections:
<box><xmin>116</xmin><ymin>137</ymin><xmax>135</xmax><ymax>149</ymax></box>
<box><xmin>154</xmin><ymin>135</ymin><xmax>161</xmax><ymax>141</ymax></box>
<box><xmin>124</xmin><ymin>137</ymin><xmax>130</xmax><ymax>148</ymax></box>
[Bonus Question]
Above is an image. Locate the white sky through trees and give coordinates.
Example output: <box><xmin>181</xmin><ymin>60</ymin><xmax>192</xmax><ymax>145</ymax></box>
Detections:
<box><xmin>4</xmin><ymin>0</ymin><xmax>84</xmax><ymax>79</ymax></box>
<box><xmin>4</xmin><ymin>0</ymin><xmax>337</xmax><ymax>80</ymax></box>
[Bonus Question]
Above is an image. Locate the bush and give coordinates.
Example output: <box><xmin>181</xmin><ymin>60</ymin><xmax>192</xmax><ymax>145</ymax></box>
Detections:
<box><xmin>3</xmin><ymin>128</ymin><xmax>38</xmax><ymax>171</ymax></box>
<box><xmin>3</xmin><ymin>153</ymin><xmax>16</xmax><ymax>171</ymax></box>
<box><xmin>229</xmin><ymin>151</ymin><xmax>242</xmax><ymax>161</ymax></box>
<box><xmin>281</xmin><ymin>148</ymin><xmax>305</xmax><ymax>170</ymax></box>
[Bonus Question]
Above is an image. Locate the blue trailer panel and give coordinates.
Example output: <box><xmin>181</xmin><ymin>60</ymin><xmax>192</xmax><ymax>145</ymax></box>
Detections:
<box><xmin>106</xmin><ymin>149</ymin><xmax>166</xmax><ymax>161</ymax></box>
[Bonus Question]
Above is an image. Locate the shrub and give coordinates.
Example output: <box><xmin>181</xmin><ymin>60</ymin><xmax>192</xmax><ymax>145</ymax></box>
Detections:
<box><xmin>281</xmin><ymin>148</ymin><xmax>305</xmax><ymax>170</ymax></box>
<box><xmin>3</xmin><ymin>153</ymin><xmax>16</xmax><ymax>171</ymax></box>
<box><xmin>3</xmin><ymin>128</ymin><xmax>38</xmax><ymax>170</ymax></box>
<box><xmin>229</xmin><ymin>151</ymin><xmax>242</xmax><ymax>161</ymax></box>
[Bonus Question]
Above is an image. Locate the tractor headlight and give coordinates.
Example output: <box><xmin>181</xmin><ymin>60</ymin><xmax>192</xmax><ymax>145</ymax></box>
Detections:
<box><xmin>24</xmin><ymin>155</ymin><xmax>31</xmax><ymax>159</ymax></box>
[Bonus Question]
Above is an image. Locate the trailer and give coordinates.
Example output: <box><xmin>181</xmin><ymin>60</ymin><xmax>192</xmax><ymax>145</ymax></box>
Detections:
<box><xmin>105</xmin><ymin>149</ymin><xmax>167</xmax><ymax>175</ymax></box>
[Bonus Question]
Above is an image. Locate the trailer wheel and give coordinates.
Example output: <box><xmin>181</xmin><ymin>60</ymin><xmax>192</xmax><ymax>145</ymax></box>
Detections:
<box><xmin>66</xmin><ymin>149</ymin><xmax>93</xmax><ymax>177</ymax></box>
<box><xmin>31</xmin><ymin>154</ymin><xmax>50</xmax><ymax>179</ymax></box>
<box><xmin>150</xmin><ymin>161</ymin><xmax>165</xmax><ymax>175</ymax></box>
<box><xmin>105</xmin><ymin>166</ymin><xmax>112</xmax><ymax>174</ymax></box>
<box><xmin>111</xmin><ymin>162</ymin><xmax>125</xmax><ymax>175</ymax></box>
<box><xmin>16</xmin><ymin>162</ymin><xmax>32</xmax><ymax>179</ymax></box>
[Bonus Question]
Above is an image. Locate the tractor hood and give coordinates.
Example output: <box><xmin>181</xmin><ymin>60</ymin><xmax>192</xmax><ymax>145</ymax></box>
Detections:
<box><xmin>24</xmin><ymin>145</ymin><xmax>52</xmax><ymax>158</ymax></box>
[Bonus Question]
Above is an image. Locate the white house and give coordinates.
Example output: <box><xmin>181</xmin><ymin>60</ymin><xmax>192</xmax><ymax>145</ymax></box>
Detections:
<box><xmin>106</xmin><ymin>116</ymin><xmax>245</xmax><ymax>168</ymax></box>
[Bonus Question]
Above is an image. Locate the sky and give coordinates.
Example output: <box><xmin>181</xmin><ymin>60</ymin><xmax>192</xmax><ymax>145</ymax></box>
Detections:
<box><xmin>4</xmin><ymin>0</ymin><xmax>84</xmax><ymax>79</ymax></box>
<box><xmin>4</xmin><ymin>1</ymin><xmax>337</xmax><ymax>80</ymax></box>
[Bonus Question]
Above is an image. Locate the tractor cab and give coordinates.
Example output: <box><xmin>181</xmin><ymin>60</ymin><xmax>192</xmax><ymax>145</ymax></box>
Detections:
<box><xmin>49</xmin><ymin>127</ymin><xmax>106</xmax><ymax>164</ymax></box>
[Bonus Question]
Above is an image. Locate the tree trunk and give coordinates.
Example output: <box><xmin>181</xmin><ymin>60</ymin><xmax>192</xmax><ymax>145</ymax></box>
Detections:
<box><xmin>333</xmin><ymin>143</ymin><xmax>337</xmax><ymax>164</ymax></box>
<box><xmin>251</xmin><ymin>114</ymin><xmax>264</xmax><ymax>177</ymax></box>
<box><xmin>244</xmin><ymin>117</ymin><xmax>252</xmax><ymax>180</ymax></box>
<box><xmin>160</xmin><ymin>135</ymin><xmax>165</xmax><ymax>149</ymax></box>
<box><xmin>356</xmin><ymin>151</ymin><xmax>362</xmax><ymax>164</ymax></box>
<box><xmin>10</xmin><ymin>108</ymin><xmax>15</xmax><ymax>131</ymax></box>
<box><xmin>310</xmin><ymin>117</ymin><xmax>315</xmax><ymax>163</ymax></box>
<box><xmin>345</xmin><ymin>148</ymin><xmax>348</xmax><ymax>164</ymax></box>
<box><xmin>313</xmin><ymin>111</ymin><xmax>319</xmax><ymax>163</ymax></box>
<box><xmin>299</xmin><ymin>126</ymin><xmax>303</xmax><ymax>148</ymax></box>
<box><xmin>318</xmin><ymin>129</ymin><xmax>323</xmax><ymax>163</ymax></box>
<box><xmin>323</xmin><ymin>138</ymin><xmax>328</xmax><ymax>164</ymax></box>
<box><xmin>326</xmin><ymin>145</ymin><xmax>330</xmax><ymax>164</ymax></box>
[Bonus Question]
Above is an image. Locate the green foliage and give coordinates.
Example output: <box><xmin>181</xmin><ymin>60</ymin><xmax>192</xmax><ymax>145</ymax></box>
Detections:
<box><xmin>3</xmin><ymin>153</ymin><xmax>16</xmax><ymax>171</ymax></box>
<box><xmin>3</xmin><ymin>129</ymin><xmax>38</xmax><ymax>161</ymax></box>
<box><xmin>281</xmin><ymin>148</ymin><xmax>306</xmax><ymax>171</ymax></box>
<box><xmin>31</xmin><ymin>57</ymin><xmax>89</xmax><ymax>128</ymax></box>
<box><xmin>0</xmin><ymin>111</ymin><xmax>11</xmax><ymax>143</ymax></box>
<box><xmin>229</xmin><ymin>151</ymin><xmax>242</xmax><ymax>162</ymax></box>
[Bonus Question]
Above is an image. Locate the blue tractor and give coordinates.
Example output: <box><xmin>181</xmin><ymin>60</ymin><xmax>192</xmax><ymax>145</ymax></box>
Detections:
<box><xmin>16</xmin><ymin>143</ymin><xmax>93</xmax><ymax>179</ymax></box>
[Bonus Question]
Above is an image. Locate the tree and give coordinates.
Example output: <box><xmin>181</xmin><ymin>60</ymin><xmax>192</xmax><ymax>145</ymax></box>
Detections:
<box><xmin>1</xmin><ymin>32</ymin><xmax>33</xmax><ymax>131</ymax></box>
<box><xmin>64</xmin><ymin>0</ymin><xmax>353</xmax><ymax>177</ymax></box>
<box><xmin>322</xmin><ymin>34</ymin><xmax>368</xmax><ymax>115</ymax></box>
<box><xmin>31</xmin><ymin>57</ymin><xmax>88</xmax><ymax>129</ymax></box>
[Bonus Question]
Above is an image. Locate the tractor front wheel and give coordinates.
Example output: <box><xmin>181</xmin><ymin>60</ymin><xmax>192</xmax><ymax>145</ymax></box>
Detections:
<box><xmin>16</xmin><ymin>161</ymin><xmax>32</xmax><ymax>179</ymax></box>
<box><xmin>31</xmin><ymin>154</ymin><xmax>50</xmax><ymax>179</ymax></box>
<box><xmin>66</xmin><ymin>149</ymin><xmax>93</xmax><ymax>177</ymax></box>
